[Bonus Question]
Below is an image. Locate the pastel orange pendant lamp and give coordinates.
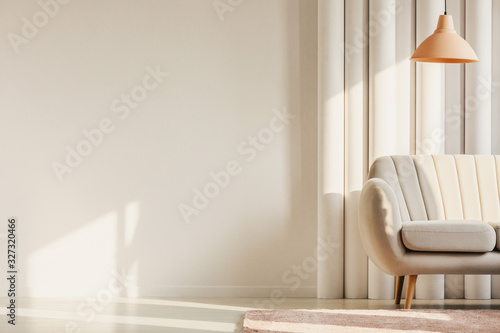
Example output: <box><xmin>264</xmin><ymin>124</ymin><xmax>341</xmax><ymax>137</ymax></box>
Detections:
<box><xmin>410</xmin><ymin>0</ymin><xmax>479</xmax><ymax>63</ymax></box>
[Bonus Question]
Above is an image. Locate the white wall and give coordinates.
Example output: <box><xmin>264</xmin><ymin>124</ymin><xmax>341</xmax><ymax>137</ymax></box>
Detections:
<box><xmin>0</xmin><ymin>0</ymin><xmax>318</xmax><ymax>297</ymax></box>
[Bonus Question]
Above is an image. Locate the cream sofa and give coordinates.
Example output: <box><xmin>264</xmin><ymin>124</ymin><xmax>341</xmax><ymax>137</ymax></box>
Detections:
<box><xmin>359</xmin><ymin>155</ymin><xmax>500</xmax><ymax>309</ymax></box>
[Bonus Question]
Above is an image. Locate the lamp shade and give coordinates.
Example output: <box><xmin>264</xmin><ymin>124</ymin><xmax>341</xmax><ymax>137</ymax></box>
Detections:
<box><xmin>410</xmin><ymin>15</ymin><xmax>479</xmax><ymax>63</ymax></box>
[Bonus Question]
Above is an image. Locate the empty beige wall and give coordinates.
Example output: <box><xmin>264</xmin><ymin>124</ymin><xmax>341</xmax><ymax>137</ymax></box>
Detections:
<box><xmin>0</xmin><ymin>0</ymin><xmax>318</xmax><ymax>298</ymax></box>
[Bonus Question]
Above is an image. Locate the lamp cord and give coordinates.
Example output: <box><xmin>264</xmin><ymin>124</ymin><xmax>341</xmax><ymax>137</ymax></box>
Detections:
<box><xmin>444</xmin><ymin>0</ymin><xmax>447</xmax><ymax>15</ymax></box>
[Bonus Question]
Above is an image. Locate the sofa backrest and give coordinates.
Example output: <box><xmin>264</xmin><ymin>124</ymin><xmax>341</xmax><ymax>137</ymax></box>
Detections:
<box><xmin>368</xmin><ymin>155</ymin><xmax>500</xmax><ymax>222</ymax></box>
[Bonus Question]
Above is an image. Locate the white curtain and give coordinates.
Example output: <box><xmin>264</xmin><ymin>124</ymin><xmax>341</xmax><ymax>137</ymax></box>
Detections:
<box><xmin>318</xmin><ymin>0</ymin><xmax>500</xmax><ymax>299</ymax></box>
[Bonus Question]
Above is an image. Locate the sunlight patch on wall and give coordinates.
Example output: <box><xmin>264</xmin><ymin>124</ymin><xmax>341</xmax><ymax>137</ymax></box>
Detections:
<box><xmin>27</xmin><ymin>212</ymin><xmax>117</xmax><ymax>296</ymax></box>
<box><xmin>124</xmin><ymin>201</ymin><xmax>140</xmax><ymax>247</ymax></box>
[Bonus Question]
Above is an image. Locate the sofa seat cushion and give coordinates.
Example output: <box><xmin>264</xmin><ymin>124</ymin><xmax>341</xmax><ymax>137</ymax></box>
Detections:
<box><xmin>488</xmin><ymin>222</ymin><xmax>500</xmax><ymax>251</ymax></box>
<box><xmin>402</xmin><ymin>220</ymin><xmax>496</xmax><ymax>252</ymax></box>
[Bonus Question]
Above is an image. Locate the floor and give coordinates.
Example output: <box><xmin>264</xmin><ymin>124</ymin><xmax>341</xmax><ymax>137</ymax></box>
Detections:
<box><xmin>1</xmin><ymin>297</ymin><xmax>500</xmax><ymax>333</ymax></box>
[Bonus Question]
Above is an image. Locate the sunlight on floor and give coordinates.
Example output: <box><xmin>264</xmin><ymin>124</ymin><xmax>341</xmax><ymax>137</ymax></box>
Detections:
<box><xmin>113</xmin><ymin>298</ymin><xmax>253</xmax><ymax>311</ymax></box>
<box><xmin>2</xmin><ymin>298</ymin><xmax>498</xmax><ymax>333</ymax></box>
<box><xmin>2</xmin><ymin>307</ymin><xmax>237</xmax><ymax>332</ymax></box>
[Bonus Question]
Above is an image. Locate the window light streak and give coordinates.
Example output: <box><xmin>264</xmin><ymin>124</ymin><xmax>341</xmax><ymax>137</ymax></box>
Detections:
<box><xmin>124</xmin><ymin>201</ymin><xmax>140</xmax><ymax>247</ymax></box>
<box><xmin>113</xmin><ymin>298</ymin><xmax>252</xmax><ymax>311</ymax></box>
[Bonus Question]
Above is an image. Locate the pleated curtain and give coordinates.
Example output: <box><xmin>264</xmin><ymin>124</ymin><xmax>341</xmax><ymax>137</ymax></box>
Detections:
<box><xmin>318</xmin><ymin>0</ymin><xmax>500</xmax><ymax>299</ymax></box>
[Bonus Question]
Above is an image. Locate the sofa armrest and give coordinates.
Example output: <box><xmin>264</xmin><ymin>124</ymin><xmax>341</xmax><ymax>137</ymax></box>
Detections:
<box><xmin>488</xmin><ymin>222</ymin><xmax>500</xmax><ymax>251</ymax></box>
<box><xmin>359</xmin><ymin>178</ymin><xmax>406</xmax><ymax>276</ymax></box>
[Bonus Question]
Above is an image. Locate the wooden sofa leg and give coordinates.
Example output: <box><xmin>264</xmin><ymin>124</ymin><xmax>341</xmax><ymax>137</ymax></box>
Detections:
<box><xmin>395</xmin><ymin>276</ymin><xmax>405</xmax><ymax>305</ymax></box>
<box><xmin>404</xmin><ymin>275</ymin><xmax>418</xmax><ymax>309</ymax></box>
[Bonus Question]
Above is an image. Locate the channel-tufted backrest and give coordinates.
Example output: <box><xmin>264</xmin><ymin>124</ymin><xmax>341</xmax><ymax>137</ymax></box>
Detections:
<box><xmin>368</xmin><ymin>155</ymin><xmax>500</xmax><ymax>222</ymax></box>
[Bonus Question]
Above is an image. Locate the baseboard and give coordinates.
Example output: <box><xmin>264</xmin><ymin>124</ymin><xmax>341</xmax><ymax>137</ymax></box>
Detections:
<box><xmin>21</xmin><ymin>286</ymin><xmax>317</xmax><ymax>298</ymax></box>
<box><xmin>134</xmin><ymin>286</ymin><xmax>317</xmax><ymax>298</ymax></box>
